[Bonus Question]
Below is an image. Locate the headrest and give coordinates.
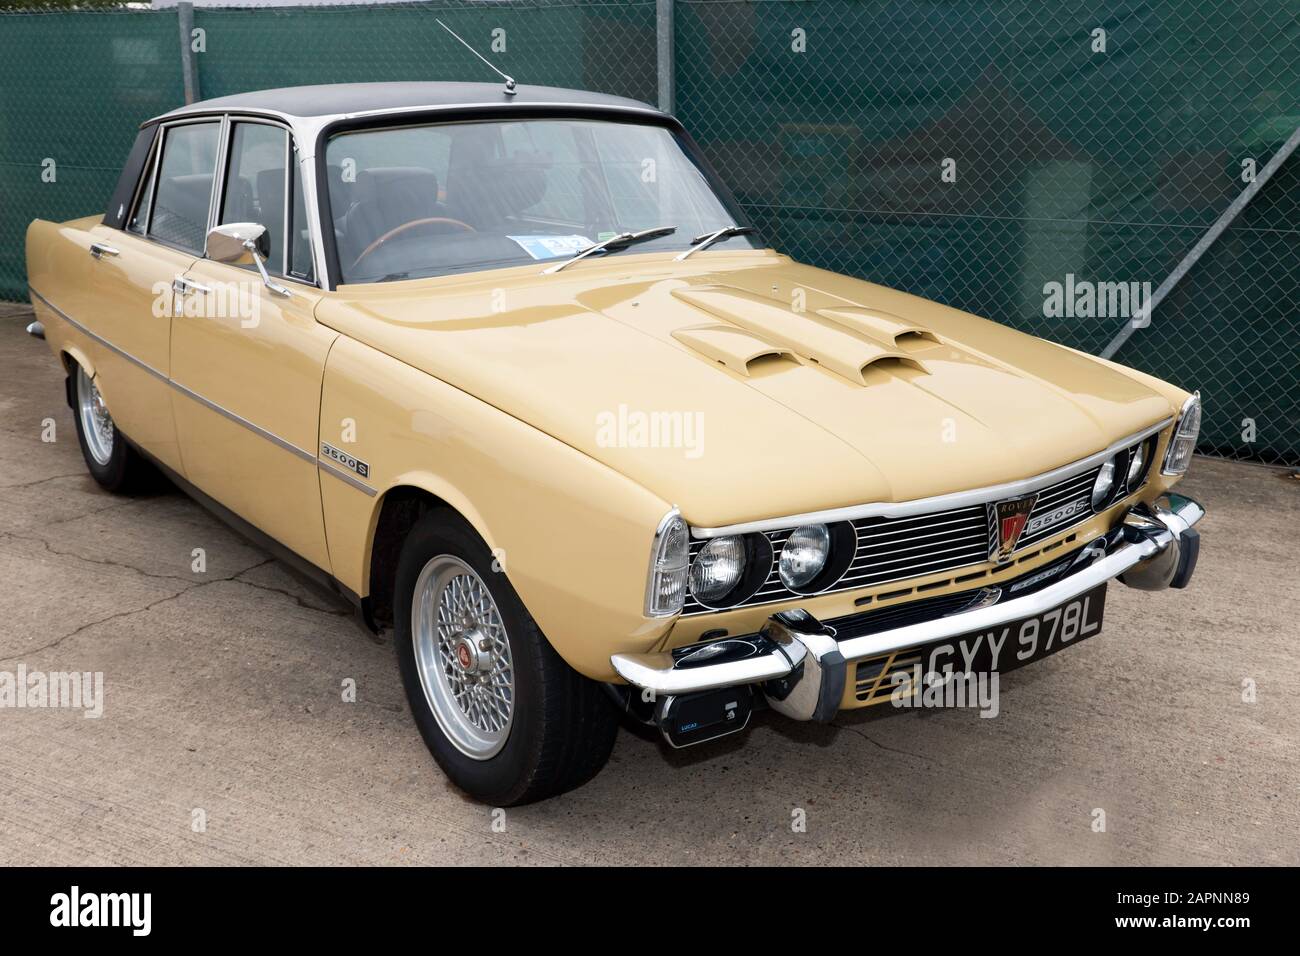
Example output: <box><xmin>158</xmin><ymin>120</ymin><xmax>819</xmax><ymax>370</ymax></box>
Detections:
<box><xmin>355</xmin><ymin>166</ymin><xmax>440</xmax><ymax>210</ymax></box>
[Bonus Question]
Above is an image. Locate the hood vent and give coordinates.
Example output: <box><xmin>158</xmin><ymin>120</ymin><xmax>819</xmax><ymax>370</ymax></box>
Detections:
<box><xmin>673</xmin><ymin>287</ymin><xmax>931</xmax><ymax>386</ymax></box>
<box><xmin>817</xmin><ymin>307</ymin><xmax>942</xmax><ymax>352</ymax></box>
<box><xmin>672</xmin><ymin>325</ymin><xmax>796</xmax><ymax>377</ymax></box>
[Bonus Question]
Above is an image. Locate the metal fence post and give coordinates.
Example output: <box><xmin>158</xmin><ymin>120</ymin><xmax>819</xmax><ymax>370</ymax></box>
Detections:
<box><xmin>656</xmin><ymin>0</ymin><xmax>674</xmax><ymax>114</ymax></box>
<box><xmin>1101</xmin><ymin>122</ymin><xmax>1300</xmax><ymax>360</ymax></box>
<box><xmin>177</xmin><ymin>1</ymin><xmax>200</xmax><ymax>106</ymax></box>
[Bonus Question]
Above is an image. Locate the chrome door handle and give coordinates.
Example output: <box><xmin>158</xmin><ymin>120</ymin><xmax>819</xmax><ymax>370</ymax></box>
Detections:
<box><xmin>172</xmin><ymin>275</ymin><xmax>212</xmax><ymax>315</ymax></box>
<box><xmin>172</xmin><ymin>276</ymin><xmax>212</xmax><ymax>295</ymax></box>
<box><xmin>89</xmin><ymin>243</ymin><xmax>120</xmax><ymax>259</ymax></box>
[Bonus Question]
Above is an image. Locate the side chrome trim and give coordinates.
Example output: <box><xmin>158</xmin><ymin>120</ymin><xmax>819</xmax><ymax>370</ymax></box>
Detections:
<box><xmin>319</xmin><ymin>458</ymin><xmax>378</xmax><ymax>497</ymax></box>
<box><xmin>689</xmin><ymin>416</ymin><xmax>1175</xmax><ymax>539</ymax></box>
<box><xmin>167</xmin><ymin>378</ymin><xmax>315</xmax><ymax>463</ymax></box>
<box><xmin>30</xmin><ymin>285</ymin><xmax>378</xmax><ymax>497</ymax></box>
<box><xmin>30</xmin><ymin>287</ymin><xmax>168</xmax><ymax>382</ymax></box>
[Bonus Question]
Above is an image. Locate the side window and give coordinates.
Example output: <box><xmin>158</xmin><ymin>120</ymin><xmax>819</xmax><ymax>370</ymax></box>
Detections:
<box><xmin>220</xmin><ymin>122</ymin><xmax>288</xmax><ymax>272</ymax></box>
<box><xmin>126</xmin><ymin>138</ymin><xmax>159</xmax><ymax>236</ymax></box>
<box><xmin>150</xmin><ymin>122</ymin><xmax>220</xmax><ymax>252</ymax></box>
<box><xmin>288</xmin><ymin>148</ymin><xmax>315</xmax><ymax>283</ymax></box>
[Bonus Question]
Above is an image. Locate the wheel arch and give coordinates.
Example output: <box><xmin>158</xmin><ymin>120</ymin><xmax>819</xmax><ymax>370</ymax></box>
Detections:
<box><xmin>59</xmin><ymin>348</ymin><xmax>96</xmax><ymax>410</ymax></box>
<box><xmin>60</xmin><ymin>346</ymin><xmax>96</xmax><ymax>377</ymax></box>
<box><xmin>364</xmin><ymin>475</ymin><xmax>501</xmax><ymax>631</ymax></box>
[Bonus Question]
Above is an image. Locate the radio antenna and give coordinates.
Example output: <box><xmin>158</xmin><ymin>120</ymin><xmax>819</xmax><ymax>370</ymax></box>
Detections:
<box><xmin>436</xmin><ymin>18</ymin><xmax>517</xmax><ymax>96</ymax></box>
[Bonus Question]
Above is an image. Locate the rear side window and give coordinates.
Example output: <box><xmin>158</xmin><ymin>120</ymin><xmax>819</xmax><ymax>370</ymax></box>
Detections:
<box><xmin>220</xmin><ymin>122</ymin><xmax>288</xmax><ymax>272</ymax></box>
<box><xmin>150</xmin><ymin>122</ymin><xmax>220</xmax><ymax>252</ymax></box>
<box><xmin>126</xmin><ymin>140</ymin><xmax>157</xmax><ymax>237</ymax></box>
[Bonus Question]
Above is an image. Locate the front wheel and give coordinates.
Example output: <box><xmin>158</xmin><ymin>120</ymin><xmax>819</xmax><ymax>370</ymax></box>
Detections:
<box><xmin>393</xmin><ymin>509</ymin><xmax>618</xmax><ymax>805</ymax></box>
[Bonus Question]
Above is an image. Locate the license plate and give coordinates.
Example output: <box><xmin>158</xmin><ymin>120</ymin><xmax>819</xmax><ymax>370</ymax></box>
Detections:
<box><xmin>908</xmin><ymin>582</ymin><xmax>1107</xmax><ymax>677</ymax></box>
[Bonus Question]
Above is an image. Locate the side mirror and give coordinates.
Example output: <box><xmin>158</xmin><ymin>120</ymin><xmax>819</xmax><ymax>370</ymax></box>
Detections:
<box><xmin>205</xmin><ymin>222</ymin><xmax>290</xmax><ymax>297</ymax></box>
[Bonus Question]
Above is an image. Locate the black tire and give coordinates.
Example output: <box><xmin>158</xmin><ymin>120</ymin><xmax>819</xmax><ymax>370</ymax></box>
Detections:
<box><xmin>393</xmin><ymin>508</ymin><xmax>619</xmax><ymax>805</ymax></box>
<box><xmin>69</xmin><ymin>364</ymin><xmax>154</xmax><ymax>494</ymax></box>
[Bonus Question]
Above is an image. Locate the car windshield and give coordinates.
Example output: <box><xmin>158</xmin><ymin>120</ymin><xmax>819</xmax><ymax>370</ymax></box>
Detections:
<box><xmin>324</xmin><ymin>117</ymin><xmax>759</xmax><ymax>284</ymax></box>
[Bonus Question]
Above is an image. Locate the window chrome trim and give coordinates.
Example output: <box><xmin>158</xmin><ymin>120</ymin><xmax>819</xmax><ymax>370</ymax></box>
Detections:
<box><xmin>141</xmin><ymin>117</ymin><xmax>225</xmax><ymax>256</ymax></box>
<box><xmin>145</xmin><ymin>102</ymin><xmax>681</xmax><ymax>293</ymax></box>
<box><xmin>207</xmin><ymin>115</ymin><xmax>232</xmax><ymax>244</ymax></box>
<box><xmin>689</xmin><ymin>416</ymin><xmax>1175</xmax><ymax>539</ymax></box>
<box><xmin>125</xmin><ymin>127</ymin><xmax>162</xmax><ymax>237</ymax></box>
<box><xmin>30</xmin><ymin>285</ymin><xmax>375</xmax><ymax>497</ymax></box>
<box><xmin>212</xmin><ymin>116</ymin><xmax>296</xmax><ymax>278</ymax></box>
<box><xmin>282</xmin><ymin>132</ymin><xmax>293</xmax><ymax>276</ymax></box>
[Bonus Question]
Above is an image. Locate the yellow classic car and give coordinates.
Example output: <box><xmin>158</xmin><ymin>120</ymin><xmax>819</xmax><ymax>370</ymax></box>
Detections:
<box><xmin>25</xmin><ymin>82</ymin><xmax>1204</xmax><ymax>804</ymax></box>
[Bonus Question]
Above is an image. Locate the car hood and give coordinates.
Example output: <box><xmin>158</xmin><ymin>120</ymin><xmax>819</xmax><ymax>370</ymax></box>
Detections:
<box><xmin>316</xmin><ymin>250</ymin><xmax>1177</xmax><ymax>526</ymax></box>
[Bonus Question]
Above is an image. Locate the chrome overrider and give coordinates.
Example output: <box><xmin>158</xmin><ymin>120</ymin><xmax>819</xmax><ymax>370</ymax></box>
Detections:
<box><xmin>611</xmin><ymin>493</ymin><xmax>1205</xmax><ymax>722</ymax></box>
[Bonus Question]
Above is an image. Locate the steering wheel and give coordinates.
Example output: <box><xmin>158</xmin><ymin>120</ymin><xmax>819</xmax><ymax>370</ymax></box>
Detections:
<box><xmin>351</xmin><ymin>216</ymin><xmax>476</xmax><ymax>271</ymax></box>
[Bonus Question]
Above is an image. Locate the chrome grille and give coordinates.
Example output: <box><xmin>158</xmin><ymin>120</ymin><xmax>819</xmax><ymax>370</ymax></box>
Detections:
<box><xmin>1017</xmin><ymin>465</ymin><xmax>1102</xmax><ymax>549</ymax></box>
<box><xmin>682</xmin><ymin>464</ymin><xmax>1113</xmax><ymax>616</ymax></box>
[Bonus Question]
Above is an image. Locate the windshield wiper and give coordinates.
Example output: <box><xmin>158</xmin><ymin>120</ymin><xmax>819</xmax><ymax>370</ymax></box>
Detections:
<box><xmin>674</xmin><ymin>225</ymin><xmax>756</xmax><ymax>261</ymax></box>
<box><xmin>541</xmin><ymin>226</ymin><xmax>677</xmax><ymax>274</ymax></box>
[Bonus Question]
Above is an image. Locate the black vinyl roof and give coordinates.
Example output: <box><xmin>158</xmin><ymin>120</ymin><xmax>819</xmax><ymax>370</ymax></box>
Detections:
<box><xmin>152</xmin><ymin>81</ymin><xmax>658</xmax><ymax>123</ymax></box>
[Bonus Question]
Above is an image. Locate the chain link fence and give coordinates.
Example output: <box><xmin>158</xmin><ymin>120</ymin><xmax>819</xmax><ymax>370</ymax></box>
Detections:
<box><xmin>1</xmin><ymin>0</ymin><xmax>1296</xmax><ymax>465</ymax></box>
<box><xmin>676</xmin><ymin>0</ymin><xmax>1299</xmax><ymax>466</ymax></box>
<box><xmin>0</xmin><ymin>0</ymin><xmax>656</xmax><ymax>299</ymax></box>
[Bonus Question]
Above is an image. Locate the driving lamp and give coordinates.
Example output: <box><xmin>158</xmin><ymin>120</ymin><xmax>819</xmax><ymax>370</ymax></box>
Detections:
<box><xmin>689</xmin><ymin>536</ymin><xmax>747</xmax><ymax>604</ymax></box>
<box><xmin>1126</xmin><ymin>441</ymin><xmax>1148</xmax><ymax>488</ymax></box>
<box><xmin>1091</xmin><ymin>456</ymin><xmax>1117</xmax><ymax>511</ymax></box>
<box><xmin>779</xmin><ymin>524</ymin><xmax>831</xmax><ymax>589</ymax></box>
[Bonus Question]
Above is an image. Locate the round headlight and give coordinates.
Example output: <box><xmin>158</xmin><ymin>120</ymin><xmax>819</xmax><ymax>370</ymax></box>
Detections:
<box><xmin>1091</xmin><ymin>456</ymin><xmax>1117</xmax><ymax>510</ymax></box>
<box><xmin>689</xmin><ymin>536</ymin><xmax>746</xmax><ymax>604</ymax></box>
<box><xmin>779</xmin><ymin>524</ymin><xmax>831</xmax><ymax>590</ymax></box>
<box><xmin>1126</xmin><ymin>443</ymin><xmax>1148</xmax><ymax>488</ymax></box>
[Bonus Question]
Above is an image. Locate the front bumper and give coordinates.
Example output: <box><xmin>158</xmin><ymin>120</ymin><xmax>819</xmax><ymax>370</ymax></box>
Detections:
<box><xmin>611</xmin><ymin>493</ymin><xmax>1204</xmax><ymax>723</ymax></box>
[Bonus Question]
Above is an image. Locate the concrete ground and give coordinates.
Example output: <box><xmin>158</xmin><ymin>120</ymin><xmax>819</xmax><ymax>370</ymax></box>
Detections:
<box><xmin>1</xmin><ymin>301</ymin><xmax>1297</xmax><ymax>866</ymax></box>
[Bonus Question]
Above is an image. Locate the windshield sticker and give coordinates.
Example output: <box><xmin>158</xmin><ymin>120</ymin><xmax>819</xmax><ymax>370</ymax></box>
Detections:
<box><xmin>507</xmin><ymin>235</ymin><xmax>594</xmax><ymax>260</ymax></box>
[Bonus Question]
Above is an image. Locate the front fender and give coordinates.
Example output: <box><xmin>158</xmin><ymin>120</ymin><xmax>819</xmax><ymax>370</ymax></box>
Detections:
<box><xmin>319</xmin><ymin>335</ymin><xmax>675</xmax><ymax>680</ymax></box>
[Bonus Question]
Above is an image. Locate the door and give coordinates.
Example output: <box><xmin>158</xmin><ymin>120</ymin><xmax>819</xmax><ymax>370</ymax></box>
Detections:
<box><xmin>168</xmin><ymin>120</ymin><xmax>337</xmax><ymax>571</ymax></box>
<box><xmin>85</xmin><ymin>120</ymin><xmax>223</xmax><ymax>473</ymax></box>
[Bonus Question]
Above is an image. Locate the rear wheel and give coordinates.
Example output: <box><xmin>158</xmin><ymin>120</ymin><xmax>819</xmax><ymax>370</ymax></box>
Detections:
<box><xmin>71</xmin><ymin>364</ymin><xmax>152</xmax><ymax>493</ymax></box>
<box><xmin>394</xmin><ymin>509</ymin><xmax>618</xmax><ymax>805</ymax></box>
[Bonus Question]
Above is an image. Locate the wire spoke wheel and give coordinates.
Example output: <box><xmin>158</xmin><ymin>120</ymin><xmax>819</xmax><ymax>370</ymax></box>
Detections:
<box><xmin>411</xmin><ymin>555</ymin><xmax>515</xmax><ymax>759</ymax></box>
<box><xmin>76</xmin><ymin>366</ymin><xmax>114</xmax><ymax>466</ymax></box>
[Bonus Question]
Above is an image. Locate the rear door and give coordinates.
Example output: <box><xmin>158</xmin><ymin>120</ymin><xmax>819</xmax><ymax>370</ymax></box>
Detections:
<box><xmin>86</xmin><ymin>119</ymin><xmax>222</xmax><ymax>472</ymax></box>
<box><xmin>169</xmin><ymin>119</ymin><xmax>337</xmax><ymax>571</ymax></box>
